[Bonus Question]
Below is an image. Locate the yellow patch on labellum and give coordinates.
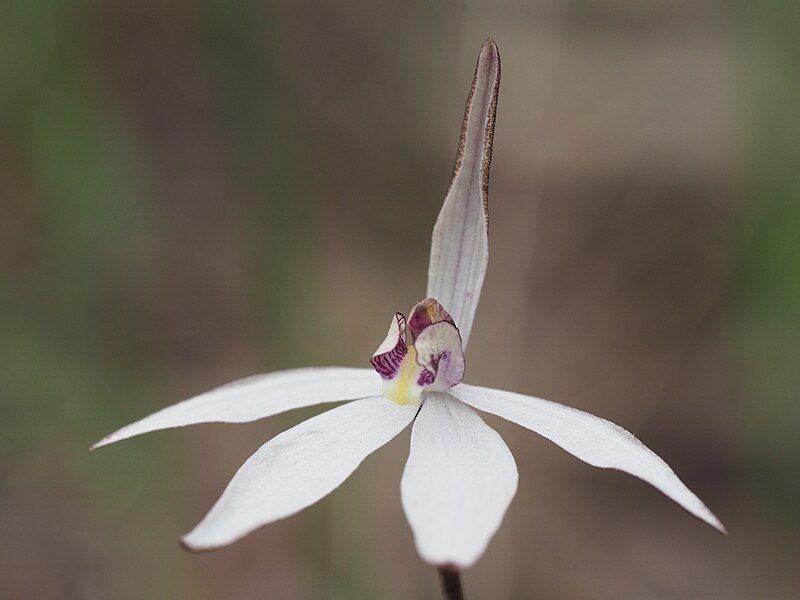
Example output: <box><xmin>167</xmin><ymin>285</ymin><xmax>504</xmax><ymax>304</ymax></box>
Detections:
<box><xmin>382</xmin><ymin>346</ymin><xmax>423</xmax><ymax>406</ymax></box>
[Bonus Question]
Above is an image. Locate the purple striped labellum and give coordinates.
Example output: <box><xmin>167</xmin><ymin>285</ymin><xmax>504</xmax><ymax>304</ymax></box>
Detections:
<box><xmin>371</xmin><ymin>298</ymin><xmax>465</xmax><ymax>405</ymax></box>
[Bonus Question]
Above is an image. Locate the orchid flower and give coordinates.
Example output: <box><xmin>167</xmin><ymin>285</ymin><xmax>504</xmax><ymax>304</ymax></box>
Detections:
<box><xmin>93</xmin><ymin>39</ymin><xmax>724</xmax><ymax>576</ymax></box>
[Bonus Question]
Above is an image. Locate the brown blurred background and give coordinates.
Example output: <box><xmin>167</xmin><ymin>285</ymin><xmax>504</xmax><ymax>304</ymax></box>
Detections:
<box><xmin>2</xmin><ymin>1</ymin><xmax>799</xmax><ymax>598</ymax></box>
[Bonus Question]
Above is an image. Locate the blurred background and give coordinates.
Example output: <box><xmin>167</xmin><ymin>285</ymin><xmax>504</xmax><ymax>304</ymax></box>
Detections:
<box><xmin>2</xmin><ymin>1</ymin><xmax>798</xmax><ymax>598</ymax></box>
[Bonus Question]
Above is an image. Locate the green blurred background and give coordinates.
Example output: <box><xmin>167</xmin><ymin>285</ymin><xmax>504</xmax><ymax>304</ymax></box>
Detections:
<box><xmin>2</xmin><ymin>1</ymin><xmax>798</xmax><ymax>598</ymax></box>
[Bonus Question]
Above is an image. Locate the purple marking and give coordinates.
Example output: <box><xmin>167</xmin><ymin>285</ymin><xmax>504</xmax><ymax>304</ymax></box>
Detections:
<box><xmin>417</xmin><ymin>369</ymin><xmax>435</xmax><ymax>386</ymax></box>
<box><xmin>370</xmin><ymin>340</ymin><xmax>407</xmax><ymax>379</ymax></box>
<box><xmin>370</xmin><ymin>313</ymin><xmax>408</xmax><ymax>380</ymax></box>
<box><xmin>371</xmin><ymin>301</ymin><xmax>465</xmax><ymax>390</ymax></box>
<box><xmin>408</xmin><ymin>298</ymin><xmax>455</xmax><ymax>340</ymax></box>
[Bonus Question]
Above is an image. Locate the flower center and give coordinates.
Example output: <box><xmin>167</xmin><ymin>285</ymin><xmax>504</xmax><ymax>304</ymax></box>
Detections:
<box><xmin>370</xmin><ymin>298</ymin><xmax>465</xmax><ymax>405</ymax></box>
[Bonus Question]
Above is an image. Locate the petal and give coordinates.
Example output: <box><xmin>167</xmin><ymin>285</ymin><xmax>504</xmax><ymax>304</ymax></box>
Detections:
<box><xmin>182</xmin><ymin>396</ymin><xmax>417</xmax><ymax>551</ymax></box>
<box><xmin>427</xmin><ymin>39</ymin><xmax>500</xmax><ymax>348</ymax></box>
<box><xmin>450</xmin><ymin>384</ymin><xmax>725</xmax><ymax>533</ymax></box>
<box><xmin>407</xmin><ymin>298</ymin><xmax>454</xmax><ymax>340</ymax></box>
<box><xmin>413</xmin><ymin>321</ymin><xmax>465</xmax><ymax>390</ymax></box>
<box><xmin>92</xmin><ymin>367</ymin><xmax>381</xmax><ymax>450</ymax></box>
<box><xmin>401</xmin><ymin>393</ymin><xmax>518</xmax><ymax>569</ymax></box>
<box><xmin>370</xmin><ymin>313</ymin><xmax>408</xmax><ymax>380</ymax></box>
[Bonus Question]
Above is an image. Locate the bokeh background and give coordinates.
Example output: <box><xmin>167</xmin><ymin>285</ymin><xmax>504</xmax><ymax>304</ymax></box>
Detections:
<box><xmin>2</xmin><ymin>1</ymin><xmax>798</xmax><ymax>598</ymax></box>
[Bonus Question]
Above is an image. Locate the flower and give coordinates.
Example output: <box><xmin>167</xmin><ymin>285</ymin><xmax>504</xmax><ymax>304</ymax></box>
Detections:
<box><xmin>93</xmin><ymin>39</ymin><xmax>724</xmax><ymax>570</ymax></box>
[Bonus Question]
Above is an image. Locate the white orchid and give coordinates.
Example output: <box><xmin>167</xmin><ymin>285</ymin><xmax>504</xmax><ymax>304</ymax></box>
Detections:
<box><xmin>93</xmin><ymin>39</ymin><xmax>724</xmax><ymax>577</ymax></box>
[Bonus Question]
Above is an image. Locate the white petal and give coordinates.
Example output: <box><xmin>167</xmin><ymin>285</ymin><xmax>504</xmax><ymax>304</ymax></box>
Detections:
<box><xmin>427</xmin><ymin>39</ymin><xmax>500</xmax><ymax>347</ymax></box>
<box><xmin>182</xmin><ymin>396</ymin><xmax>417</xmax><ymax>551</ymax></box>
<box><xmin>451</xmin><ymin>384</ymin><xmax>725</xmax><ymax>533</ymax></box>
<box><xmin>401</xmin><ymin>393</ymin><xmax>518</xmax><ymax>568</ymax></box>
<box><xmin>92</xmin><ymin>368</ymin><xmax>381</xmax><ymax>449</ymax></box>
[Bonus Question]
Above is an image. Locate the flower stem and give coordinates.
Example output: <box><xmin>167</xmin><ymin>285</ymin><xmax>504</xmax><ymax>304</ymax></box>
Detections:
<box><xmin>437</xmin><ymin>567</ymin><xmax>464</xmax><ymax>600</ymax></box>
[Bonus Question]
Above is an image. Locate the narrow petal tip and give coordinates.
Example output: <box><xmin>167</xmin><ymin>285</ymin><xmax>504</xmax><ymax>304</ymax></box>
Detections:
<box><xmin>704</xmin><ymin>509</ymin><xmax>727</xmax><ymax>535</ymax></box>
<box><xmin>179</xmin><ymin>533</ymin><xmax>222</xmax><ymax>554</ymax></box>
<box><xmin>480</xmin><ymin>38</ymin><xmax>498</xmax><ymax>60</ymax></box>
<box><xmin>89</xmin><ymin>437</ymin><xmax>111</xmax><ymax>451</ymax></box>
<box><xmin>179</xmin><ymin>537</ymin><xmax>202</xmax><ymax>553</ymax></box>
